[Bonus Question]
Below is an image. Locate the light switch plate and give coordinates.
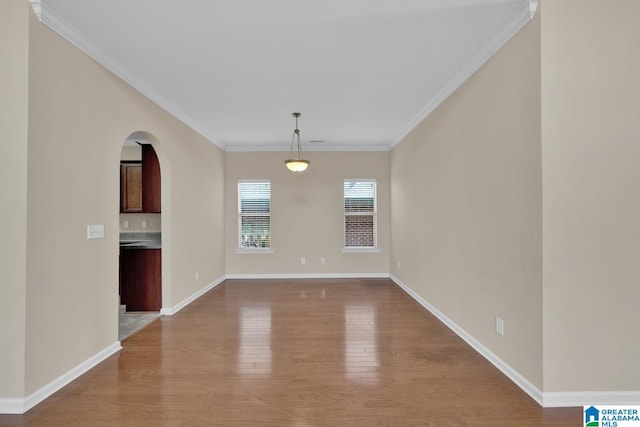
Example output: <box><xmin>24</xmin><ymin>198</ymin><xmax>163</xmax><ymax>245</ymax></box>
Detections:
<box><xmin>495</xmin><ymin>317</ymin><xmax>504</xmax><ymax>336</ymax></box>
<box><xmin>87</xmin><ymin>224</ymin><xmax>105</xmax><ymax>239</ymax></box>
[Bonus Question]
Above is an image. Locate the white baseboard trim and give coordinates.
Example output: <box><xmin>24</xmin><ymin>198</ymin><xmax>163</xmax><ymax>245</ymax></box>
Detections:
<box><xmin>543</xmin><ymin>391</ymin><xmax>640</xmax><ymax>408</ymax></box>
<box><xmin>160</xmin><ymin>275</ymin><xmax>225</xmax><ymax>315</ymax></box>
<box><xmin>390</xmin><ymin>275</ymin><xmax>640</xmax><ymax>408</ymax></box>
<box><xmin>0</xmin><ymin>399</ymin><xmax>25</xmax><ymax>415</ymax></box>
<box><xmin>0</xmin><ymin>341</ymin><xmax>122</xmax><ymax>414</ymax></box>
<box><xmin>5</xmin><ymin>275</ymin><xmax>632</xmax><ymax>414</ymax></box>
<box><xmin>390</xmin><ymin>275</ymin><xmax>544</xmax><ymax>406</ymax></box>
<box><xmin>225</xmin><ymin>273</ymin><xmax>391</xmax><ymax>280</ymax></box>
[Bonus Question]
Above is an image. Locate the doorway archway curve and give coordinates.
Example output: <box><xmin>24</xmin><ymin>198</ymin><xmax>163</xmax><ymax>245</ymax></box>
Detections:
<box><xmin>120</xmin><ymin>130</ymin><xmax>172</xmax><ymax>317</ymax></box>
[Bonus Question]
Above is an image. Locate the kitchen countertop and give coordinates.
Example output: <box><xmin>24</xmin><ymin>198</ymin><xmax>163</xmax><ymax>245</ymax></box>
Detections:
<box><xmin>119</xmin><ymin>232</ymin><xmax>161</xmax><ymax>249</ymax></box>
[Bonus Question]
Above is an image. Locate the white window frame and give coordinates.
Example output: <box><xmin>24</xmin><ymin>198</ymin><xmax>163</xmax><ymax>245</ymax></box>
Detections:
<box><xmin>342</xmin><ymin>179</ymin><xmax>379</xmax><ymax>253</ymax></box>
<box><xmin>237</xmin><ymin>179</ymin><xmax>273</xmax><ymax>254</ymax></box>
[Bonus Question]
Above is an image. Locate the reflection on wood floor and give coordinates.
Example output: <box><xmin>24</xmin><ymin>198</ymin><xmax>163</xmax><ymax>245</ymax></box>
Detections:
<box><xmin>0</xmin><ymin>278</ymin><xmax>580</xmax><ymax>426</ymax></box>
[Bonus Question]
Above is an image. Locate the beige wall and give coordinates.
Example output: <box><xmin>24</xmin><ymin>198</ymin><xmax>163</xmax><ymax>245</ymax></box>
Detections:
<box><xmin>5</xmin><ymin>0</ymin><xmax>638</xmax><ymax>407</ymax></box>
<box><xmin>225</xmin><ymin>151</ymin><xmax>390</xmax><ymax>276</ymax></box>
<box><xmin>22</xmin><ymin>10</ymin><xmax>225</xmax><ymax>395</ymax></box>
<box><xmin>0</xmin><ymin>0</ymin><xmax>29</xmax><ymax>399</ymax></box>
<box><xmin>390</xmin><ymin>14</ymin><xmax>542</xmax><ymax>388</ymax></box>
<box><xmin>541</xmin><ymin>0</ymin><xmax>640</xmax><ymax>392</ymax></box>
<box><xmin>120</xmin><ymin>144</ymin><xmax>142</xmax><ymax>161</ymax></box>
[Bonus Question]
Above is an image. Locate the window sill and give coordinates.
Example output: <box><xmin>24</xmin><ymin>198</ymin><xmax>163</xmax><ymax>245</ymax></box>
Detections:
<box><xmin>341</xmin><ymin>247</ymin><xmax>380</xmax><ymax>254</ymax></box>
<box><xmin>236</xmin><ymin>248</ymin><xmax>274</xmax><ymax>254</ymax></box>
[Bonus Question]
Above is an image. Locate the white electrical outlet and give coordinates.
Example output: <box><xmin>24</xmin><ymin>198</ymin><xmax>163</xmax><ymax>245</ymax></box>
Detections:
<box><xmin>495</xmin><ymin>317</ymin><xmax>505</xmax><ymax>336</ymax></box>
<box><xmin>141</xmin><ymin>219</ymin><xmax>148</xmax><ymax>228</ymax></box>
<box><xmin>195</xmin><ymin>270</ymin><xmax>199</xmax><ymax>280</ymax></box>
<box><xmin>123</xmin><ymin>220</ymin><xmax>130</xmax><ymax>229</ymax></box>
<box><xmin>87</xmin><ymin>224</ymin><xmax>105</xmax><ymax>239</ymax></box>
<box><xmin>300</xmin><ymin>257</ymin><xmax>306</xmax><ymax>265</ymax></box>
<box><xmin>320</xmin><ymin>257</ymin><xmax>326</xmax><ymax>265</ymax></box>
<box><xmin>397</xmin><ymin>260</ymin><xmax>400</xmax><ymax>269</ymax></box>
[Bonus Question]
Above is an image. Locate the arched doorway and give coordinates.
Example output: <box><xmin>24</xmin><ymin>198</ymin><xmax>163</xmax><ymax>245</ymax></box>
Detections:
<box><xmin>117</xmin><ymin>132</ymin><xmax>164</xmax><ymax>340</ymax></box>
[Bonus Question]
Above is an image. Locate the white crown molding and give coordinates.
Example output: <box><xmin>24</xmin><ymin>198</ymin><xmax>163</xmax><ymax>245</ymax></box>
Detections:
<box><xmin>0</xmin><ymin>342</ymin><xmax>121</xmax><ymax>414</ymax></box>
<box><xmin>390</xmin><ymin>3</ymin><xmax>533</xmax><ymax>148</ymax></box>
<box><xmin>29</xmin><ymin>1</ymin><xmax>224</xmax><ymax>150</ymax></box>
<box><xmin>28</xmin><ymin>0</ymin><xmax>42</xmax><ymax>20</ymax></box>
<box><xmin>29</xmin><ymin>1</ymin><xmax>535</xmax><ymax>154</ymax></box>
<box><xmin>225</xmin><ymin>143</ymin><xmax>391</xmax><ymax>152</ymax></box>
<box><xmin>390</xmin><ymin>274</ymin><xmax>544</xmax><ymax>406</ymax></box>
<box><xmin>160</xmin><ymin>275</ymin><xmax>225</xmax><ymax>315</ymax></box>
<box><xmin>29</xmin><ymin>2</ymin><xmax>390</xmax><ymax>154</ymax></box>
<box><xmin>529</xmin><ymin>0</ymin><xmax>539</xmax><ymax>17</ymax></box>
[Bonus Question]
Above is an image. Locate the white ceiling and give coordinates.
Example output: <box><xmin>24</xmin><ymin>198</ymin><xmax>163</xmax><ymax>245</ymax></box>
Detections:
<box><xmin>30</xmin><ymin>0</ymin><xmax>537</xmax><ymax>151</ymax></box>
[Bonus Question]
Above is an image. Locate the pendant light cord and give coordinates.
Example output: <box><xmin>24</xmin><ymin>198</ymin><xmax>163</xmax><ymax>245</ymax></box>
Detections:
<box><xmin>288</xmin><ymin>113</ymin><xmax>303</xmax><ymax>160</ymax></box>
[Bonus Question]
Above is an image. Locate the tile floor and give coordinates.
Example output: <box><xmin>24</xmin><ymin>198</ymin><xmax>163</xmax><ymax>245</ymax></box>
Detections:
<box><xmin>118</xmin><ymin>305</ymin><xmax>160</xmax><ymax>340</ymax></box>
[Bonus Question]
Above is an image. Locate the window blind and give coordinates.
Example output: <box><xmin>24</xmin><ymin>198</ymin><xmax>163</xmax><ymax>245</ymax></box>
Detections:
<box><xmin>238</xmin><ymin>181</ymin><xmax>271</xmax><ymax>249</ymax></box>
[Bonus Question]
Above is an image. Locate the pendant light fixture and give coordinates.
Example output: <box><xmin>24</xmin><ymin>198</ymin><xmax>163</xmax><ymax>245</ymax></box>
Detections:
<box><xmin>284</xmin><ymin>112</ymin><xmax>309</xmax><ymax>172</ymax></box>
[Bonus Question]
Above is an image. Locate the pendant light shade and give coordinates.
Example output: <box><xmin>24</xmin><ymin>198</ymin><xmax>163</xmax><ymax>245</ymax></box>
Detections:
<box><xmin>285</xmin><ymin>159</ymin><xmax>310</xmax><ymax>172</ymax></box>
<box><xmin>285</xmin><ymin>112</ymin><xmax>309</xmax><ymax>172</ymax></box>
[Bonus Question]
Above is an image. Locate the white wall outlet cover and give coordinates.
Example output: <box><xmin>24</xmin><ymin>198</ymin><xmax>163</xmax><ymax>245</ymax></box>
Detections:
<box><xmin>87</xmin><ymin>224</ymin><xmax>105</xmax><ymax>239</ymax></box>
<box><xmin>141</xmin><ymin>220</ymin><xmax>148</xmax><ymax>228</ymax></box>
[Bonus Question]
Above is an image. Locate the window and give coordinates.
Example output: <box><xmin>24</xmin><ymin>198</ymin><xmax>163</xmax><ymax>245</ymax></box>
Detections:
<box><xmin>344</xmin><ymin>180</ymin><xmax>377</xmax><ymax>249</ymax></box>
<box><xmin>238</xmin><ymin>180</ymin><xmax>271</xmax><ymax>250</ymax></box>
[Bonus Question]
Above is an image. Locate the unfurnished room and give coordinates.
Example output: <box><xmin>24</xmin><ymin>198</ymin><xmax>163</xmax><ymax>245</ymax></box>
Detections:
<box><xmin>1</xmin><ymin>0</ymin><xmax>639</xmax><ymax>425</ymax></box>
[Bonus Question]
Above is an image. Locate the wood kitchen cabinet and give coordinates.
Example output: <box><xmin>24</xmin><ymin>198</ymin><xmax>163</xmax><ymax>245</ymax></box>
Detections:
<box><xmin>141</xmin><ymin>144</ymin><xmax>161</xmax><ymax>213</ymax></box>
<box><xmin>120</xmin><ymin>144</ymin><xmax>161</xmax><ymax>213</ymax></box>
<box><xmin>120</xmin><ymin>163</ymin><xmax>142</xmax><ymax>213</ymax></box>
<box><xmin>120</xmin><ymin>248</ymin><xmax>161</xmax><ymax>311</ymax></box>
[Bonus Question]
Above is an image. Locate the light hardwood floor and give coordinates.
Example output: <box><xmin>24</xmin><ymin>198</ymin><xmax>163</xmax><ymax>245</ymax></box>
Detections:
<box><xmin>0</xmin><ymin>278</ymin><xmax>580</xmax><ymax>426</ymax></box>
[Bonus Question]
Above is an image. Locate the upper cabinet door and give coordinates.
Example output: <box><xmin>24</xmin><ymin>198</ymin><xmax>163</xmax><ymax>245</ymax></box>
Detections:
<box><xmin>142</xmin><ymin>145</ymin><xmax>161</xmax><ymax>213</ymax></box>
<box><xmin>121</xmin><ymin>163</ymin><xmax>143</xmax><ymax>213</ymax></box>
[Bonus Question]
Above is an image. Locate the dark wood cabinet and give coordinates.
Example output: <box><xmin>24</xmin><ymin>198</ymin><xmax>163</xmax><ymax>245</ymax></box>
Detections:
<box><xmin>120</xmin><ymin>145</ymin><xmax>161</xmax><ymax>213</ymax></box>
<box><xmin>120</xmin><ymin>248</ymin><xmax>161</xmax><ymax>311</ymax></box>
<box><xmin>120</xmin><ymin>163</ymin><xmax>143</xmax><ymax>213</ymax></box>
<box><xmin>141</xmin><ymin>145</ymin><xmax>161</xmax><ymax>213</ymax></box>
